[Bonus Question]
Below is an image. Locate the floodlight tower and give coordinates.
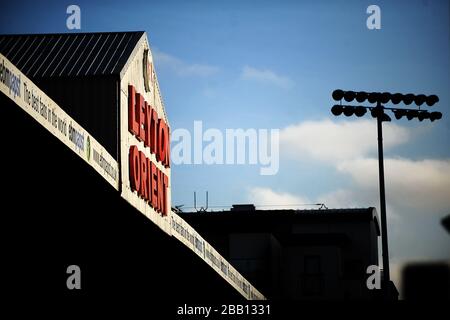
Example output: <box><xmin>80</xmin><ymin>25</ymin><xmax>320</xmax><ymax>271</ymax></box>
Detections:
<box><xmin>330</xmin><ymin>90</ymin><xmax>442</xmax><ymax>297</ymax></box>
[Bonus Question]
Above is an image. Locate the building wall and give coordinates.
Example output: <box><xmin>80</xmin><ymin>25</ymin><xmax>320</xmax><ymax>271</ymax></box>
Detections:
<box><xmin>183</xmin><ymin>211</ymin><xmax>380</xmax><ymax>300</ymax></box>
<box><xmin>290</xmin><ymin>220</ymin><xmax>378</xmax><ymax>299</ymax></box>
<box><xmin>229</xmin><ymin>233</ymin><xmax>273</xmax><ymax>295</ymax></box>
<box><xmin>280</xmin><ymin>246</ymin><xmax>342</xmax><ymax>300</ymax></box>
<box><xmin>269</xmin><ymin>234</ymin><xmax>283</xmax><ymax>299</ymax></box>
<box><xmin>119</xmin><ymin>34</ymin><xmax>172</xmax><ymax>235</ymax></box>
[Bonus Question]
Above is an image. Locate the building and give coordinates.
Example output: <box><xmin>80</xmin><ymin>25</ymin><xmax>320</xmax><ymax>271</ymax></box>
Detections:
<box><xmin>0</xmin><ymin>32</ymin><xmax>264</xmax><ymax>301</ymax></box>
<box><xmin>0</xmin><ymin>30</ymin><xmax>399</xmax><ymax>302</ymax></box>
<box><xmin>181</xmin><ymin>204</ymin><xmax>389</xmax><ymax>300</ymax></box>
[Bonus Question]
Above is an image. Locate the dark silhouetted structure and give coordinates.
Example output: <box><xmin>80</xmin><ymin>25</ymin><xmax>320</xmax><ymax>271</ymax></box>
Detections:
<box><xmin>402</xmin><ymin>263</ymin><xmax>450</xmax><ymax>301</ymax></box>
<box><xmin>0</xmin><ymin>32</ymin><xmax>254</xmax><ymax>301</ymax></box>
<box><xmin>0</xmin><ymin>92</ymin><xmax>243</xmax><ymax>301</ymax></box>
<box><xmin>442</xmin><ymin>214</ymin><xmax>450</xmax><ymax>234</ymax></box>
<box><xmin>181</xmin><ymin>205</ymin><xmax>398</xmax><ymax>300</ymax></box>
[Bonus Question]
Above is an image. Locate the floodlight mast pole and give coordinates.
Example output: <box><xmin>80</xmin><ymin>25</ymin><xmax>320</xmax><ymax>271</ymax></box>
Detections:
<box><xmin>331</xmin><ymin>90</ymin><xmax>442</xmax><ymax>299</ymax></box>
<box><xmin>375</xmin><ymin>102</ymin><xmax>390</xmax><ymax>287</ymax></box>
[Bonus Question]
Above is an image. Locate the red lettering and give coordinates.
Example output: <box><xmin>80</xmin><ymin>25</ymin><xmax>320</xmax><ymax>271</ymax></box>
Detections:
<box><xmin>140</xmin><ymin>150</ymin><xmax>148</xmax><ymax>201</ymax></box>
<box><xmin>157</xmin><ymin>169</ymin><xmax>164</xmax><ymax>214</ymax></box>
<box><xmin>157</xmin><ymin>119</ymin><xmax>167</xmax><ymax>163</ymax></box>
<box><xmin>129</xmin><ymin>145</ymin><xmax>169</xmax><ymax>216</ymax></box>
<box><xmin>146</xmin><ymin>158</ymin><xmax>151</xmax><ymax>203</ymax></box>
<box><xmin>162</xmin><ymin>174</ymin><xmax>169</xmax><ymax>216</ymax></box>
<box><xmin>128</xmin><ymin>86</ymin><xmax>139</xmax><ymax>136</ymax></box>
<box><xmin>128</xmin><ymin>86</ymin><xmax>170</xmax><ymax>215</ymax></box>
<box><xmin>151</xmin><ymin>162</ymin><xmax>158</xmax><ymax>210</ymax></box>
<box><xmin>165</xmin><ymin>124</ymin><xmax>170</xmax><ymax>168</ymax></box>
<box><xmin>129</xmin><ymin>145</ymin><xmax>140</xmax><ymax>193</ymax></box>
<box><xmin>150</xmin><ymin>109</ymin><xmax>158</xmax><ymax>155</ymax></box>
<box><xmin>129</xmin><ymin>87</ymin><xmax>171</xmax><ymax>168</ymax></box>
<box><xmin>136</xmin><ymin>93</ymin><xmax>145</xmax><ymax>142</ymax></box>
<box><xmin>144</xmin><ymin>103</ymin><xmax>152</xmax><ymax>148</ymax></box>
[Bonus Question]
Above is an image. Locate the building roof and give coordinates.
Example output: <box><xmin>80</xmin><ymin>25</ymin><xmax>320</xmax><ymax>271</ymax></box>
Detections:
<box><xmin>185</xmin><ymin>206</ymin><xmax>378</xmax><ymax>218</ymax></box>
<box><xmin>180</xmin><ymin>206</ymin><xmax>381</xmax><ymax>236</ymax></box>
<box><xmin>0</xmin><ymin>31</ymin><xmax>144</xmax><ymax>78</ymax></box>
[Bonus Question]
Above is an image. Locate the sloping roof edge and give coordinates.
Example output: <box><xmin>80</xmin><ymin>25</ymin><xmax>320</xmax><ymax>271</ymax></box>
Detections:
<box><xmin>0</xmin><ymin>31</ymin><xmax>145</xmax><ymax>78</ymax></box>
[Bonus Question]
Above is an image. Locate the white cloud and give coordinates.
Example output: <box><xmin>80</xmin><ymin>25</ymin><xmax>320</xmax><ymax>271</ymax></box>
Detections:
<box><xmin>316</xmin><ymin>189</ymin><xmax>359</xmax><ymax>208</ymax></box>
<box><xmin>249</xmin><ymin>118</ymin><xmax>450</xmax><ymax>269</ymax></box>
<box><xmin>279</xmin><ymin>119</ymin><xmax>450</xmax><ymax>215</ymax></box>
<box><xmin>280</xmin><ymin>119</ymin><xmax>410</xmax><ymax>163</ymax></box>
<box><xmin>249</xmin><ymin>187</ymin><xmax>365</xmax><ymax>210</ymax></box>
<box><xmin>338</xmin><ymin>157</ymin><xmax>450</xmax><ymax>213</ymax></box>
<box><xmin>248</xmin><ymin>187</ymin><xmax>313</xmax><ymax>209</ymax></box>
<box><xmin>241</xmin><ymin>65</ymin><xmax>294</xmax><ymax>89</ymax></box>
<box><xmin>153</xmin><ymin>50</ymin><xmax>219</xmax><ymax>77</ymax></box>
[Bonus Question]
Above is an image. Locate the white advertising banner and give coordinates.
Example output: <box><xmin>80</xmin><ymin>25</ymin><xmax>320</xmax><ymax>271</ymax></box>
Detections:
<box><xmin>0</xmin><ymin>53</ymin><xmax>119</xmax><ymax>189</ymax></box>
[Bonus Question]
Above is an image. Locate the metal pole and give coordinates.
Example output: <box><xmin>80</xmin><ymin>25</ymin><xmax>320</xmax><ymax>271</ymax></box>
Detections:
<box><xmin>376</xmin><ymin>105</ymin><xmax>391</xmax><ymax>291</ymax></box>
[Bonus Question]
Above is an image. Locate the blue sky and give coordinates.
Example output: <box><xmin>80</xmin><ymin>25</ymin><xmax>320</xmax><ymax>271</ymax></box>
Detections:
<box><xmin>2</xmin><ymin>0</ymin><xmax>449</xmax><ymax>292</ymax></box>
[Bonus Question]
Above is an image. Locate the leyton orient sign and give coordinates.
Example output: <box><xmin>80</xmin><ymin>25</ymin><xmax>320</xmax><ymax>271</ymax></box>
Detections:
<box><xmin>127</xmin><ymin>85</ymin><xmax>170</xmax><ymax>216</ymax></box>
